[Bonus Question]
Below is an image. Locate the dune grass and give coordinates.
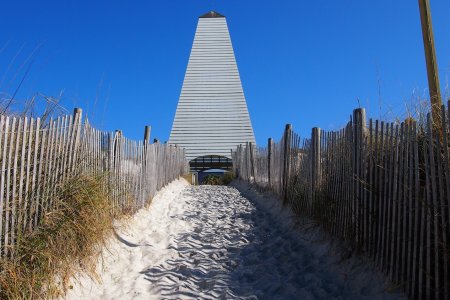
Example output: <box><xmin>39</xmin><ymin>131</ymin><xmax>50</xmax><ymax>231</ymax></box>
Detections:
<box><xmin>0</xmin><ymin>175</ymin><xmax>113</xmax><ymax>299</ymax></box>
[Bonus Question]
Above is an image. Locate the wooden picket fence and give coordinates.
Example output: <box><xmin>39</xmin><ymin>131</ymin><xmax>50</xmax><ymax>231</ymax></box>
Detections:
<box><xmin>233</xmin><ymin>102</ymin><xmax>450</xmax><ymax>300</ymax></box>
<box><xmin>0</xmin><ymin>108</ymin><xmax>187</xmax><ymax>259</ymax></box>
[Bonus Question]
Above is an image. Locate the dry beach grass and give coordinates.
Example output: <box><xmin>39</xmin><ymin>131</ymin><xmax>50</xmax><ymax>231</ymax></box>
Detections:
<box><xmin>0</xmin><ymin>175</ymin><xmax>113</xmax><ymax>299</ymax></box>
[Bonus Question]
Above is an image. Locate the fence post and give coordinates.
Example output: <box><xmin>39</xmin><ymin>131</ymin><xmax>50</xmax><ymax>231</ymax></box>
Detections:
<box><xmin>311</xmin><ymin>127</ymin><xmax>321</xmax><ymax>212</ymax></box>
<box><xmin>283</xmin><ymin>124</ymin><xmax>292</xmax><ymax>202</ymax></box>
<box><xmin>143</xmin><ymin>126</ymin><xmax>151</xmax><ymax>144</ymax></box>
<box><xmin>73</xmin><ymin>108</ymin><xmax>82</xmax><ymax>124</ymax></box>
<box><xmin>249</xmin><ymin>142</ymin><xmax>255</xmax><ymax>183</ymax></box>
<box><xmin>353</xmin><ymin>108</ymin><xmax>367</xmax><ymax>246</ymax></box>
<box><xmin>418</xmin><ymin>0</ymin><xmax>442</xmax><ymax>133</ymax></box>
<box><xmin>268</xmin><ymin>137</ymin><xmax>273</xmax><ymax>188</ymax></box>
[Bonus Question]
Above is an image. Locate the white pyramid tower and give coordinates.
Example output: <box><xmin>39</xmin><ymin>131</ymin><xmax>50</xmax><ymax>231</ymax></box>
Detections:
<box><xmin>169</xmin><ymin>11</ymin><xmax>255</xmax><ymax>162</ymax></box>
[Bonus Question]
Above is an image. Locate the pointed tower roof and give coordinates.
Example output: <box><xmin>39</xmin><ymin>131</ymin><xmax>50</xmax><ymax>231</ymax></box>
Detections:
<box><xmin>199</xmin><ymin>11</ymin><xmax>225</xmax><ymax>18</ymax></box>
<box><xmin>169</xmin><ymin>13</ymin><xmax>255</xmax><ymax>161</ymax></box>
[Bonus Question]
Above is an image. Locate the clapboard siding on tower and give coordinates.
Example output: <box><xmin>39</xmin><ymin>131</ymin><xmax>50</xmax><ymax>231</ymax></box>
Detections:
<box><xmin>169</xmin><ymin>11</ymin><xmax>255</xmax><ymax>161</ymax></box>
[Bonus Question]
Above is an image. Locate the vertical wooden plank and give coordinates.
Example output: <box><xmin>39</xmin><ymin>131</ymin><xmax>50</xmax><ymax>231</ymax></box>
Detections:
<box><xmin>138</xmin><ymin>141</ymin><xmax>143</xmax><ymax>206</ymax></box>
<box><xmin>345</xmin><ymin>122</ymin><xmax>353</xmax><ymax>241</ymax></box>
<box><xmin>0</xmin><ymin>116</ymin><xmax>8</xmax><ymax>256</ymax></box>
<box><xmin>139</xmin><ymin>141</ymin><xmax>145</xmax><ymax>207</ymax></box>
<box><xmin>434</xmin><ymin>105</ymin><xmax>450</xmax><ymax>299</ymax></box>
<box><xmin>389</xmin><ymin>124</ymin><xmax>400</xmax><ymax>281</ymax></box>
<box><xmin>90</xmin><ymin>127</ymin><xmax>94</xmax><ymax>174</ymax></box>
<box><xmin>311</xmin><ymin>127</ymin><xmax>321</xmax><ymax>211</ymax></box>
<box><xmin>411</xmin><ymin>121</ymin><xmax>421</xmax><ymax>300</ymax></box>
<box><xmin>43</xmin><ymin>118</ymin><xmax>57</xmax><ymax>215</ymax></box>
<box><xmin>376</xmin><ymin>121</ymin><xmax>385</xmax><ymax>267</ymax></box>
<box><xmin>268</xmin><ymin>138</ymin><xmax>272</xmax><ymax>188</ymax></box>
<box><xmin>373</xmin><ymin>120</ymin><xmax>380</xmax><ymax>262</ymax></box>
<box><xmin>248</xmin><ymin>142</ymin><xmax>254</xmax><ymax>183</ymax></box>
<box><xmin>29</xmin><ymin>119</ymin><xmax>41</xmax><ymax>231</ymax></box>
<box><xmin>418</xmin><ymin>125</ymin><xmax>428</xmax><ymax>300</ymax></box>
<box><xmin>367</xmin><ymin>119</ymin><xmax>374</xmax><ymax>256</ymax></box>
<box><xmin>404</xmin><ymin>122</ymin><xmax>413</xmax><ymax>297</ymax></box>
<box><xmin>335</xmin><ymin>130</ymin><xmax>341</xmax><ymax>238</ymax></box>
<box><xmin>10</xmin><ymin>118</ymin><xmax>23</xmax><ymax>254</ymax></box>
<box><xmin>447</xmin><ymin>101</ymin><xmax>450</xmax><ymax>231</ymax></box>
<box><xmin>283</xmin><ymin>124</ymin><xmax>292</xmax><ymax>202</ymax></box>
<box><xmin>383</xmin><ymin>123</ymin><xmax>394</xmax><ymax>272</ymax></box>
<box><xmin>440</xmin><ymin>103</ymin><xmax>450</xmax><ymax>300</ymax></box>
<box><xmin>118</xmin><ymin>133</ymin><xmax>123</xmax><ymax>210</ymax></box>
<box><xmin>427</xmin><ymin>113</ymin><xmax>441</xmax><ymax>299</ymax></box>
<box><xmin>405</xmin><ymin>121</ymin><xmax>414</xmax><ymax>296</ymax></box>
<box><xmin>0</xmin><ymin>116</ymin><xmax>4</xmax><ymax>252</ymax></box>
<box><xmin>361</xmin><ymin>120</ymin><xmax>368</xmax><ymax>252</ymax></box>
<box><xmin>395</xmin><ymin>123</ymin><xmax>405</xmax><ymax>283</ymax></box>
<box><xmin>131</xmin><ymin>139</ymin><xmax>135</xmax><ymax>209</ymax></box>
<box><xmin>114</xmin><ymin>131</ymin><xmax>120</xmax><ymax>211</ymax></box>
<box><xmin>4</xmin><ymin>117</ymin><xmax>17</xmax><ymax>257</ymax></box>
<box><xmin>327</xmin><ymin>131</ymin><xmax>333</xmax><ymax>232</ymax></box>
<box><xmin>30</xmin><ymin>120</ymin><xmax>46</xmax><ymax>227</ymax></box>
<box><xmin>352</xmin><ymin>110</ymin><xmax>360</xmax><ymax>246</ymax></box>
<box><xmin>339</xmin><ymin>129</ymin><xmax>346</xmax><ymax>239</ymax></box>
<box><xmin>62</xmin><ymin>115</ymin><xmax>73</xmax><ymax>181</ymax></box>
<box><xmin>69</xmin><ymin>108</ymin><xmax>81</xmax><ymax>173</ymax></box>
<box><xmin>123</xmin><ymin>135</ymin><xmax>128</xmax><ymax>210</ymax></box>
<box><xmin>97</xmin><ymin>129</ymin><xmax>101</xmax><ymax>174</ymax></box>
<box><xmin>53</xmin><ymin>116</ymin><xmax>64</xmax><ymax>189</ymax></box>
<box><xmin>59</xmin><ymin>116</ymin><xmax>68</xmax><ymax>182</ymax></box>
<box><xmin>93</xmin><ymin>128</ymin><xmax>97</xmax><ymax>175</ymax></box>
<box><xmin>385</xmin><ymin>122</ymin><xmax>394</xmax><ymax>274</ymax></box>
<box><xmin>70</xmin><ymin>109</ymin><xmax>82</xmax><ymax>173</ymax></box>
<box><xmin>435</xmin><ymin>121</ymin><xmax>448</xmax><ymax>300</ymax></box>
<box><xmin>422</xmin><ymin>115</ymin><xmax>433</xmax><ymax>300</ymax></box>
<box><xmin>47</xmin><ymin>117</ymin><xmax>60</xmax><ymax>210</ymax></box>
<box><xmin>50</xmin><ymin>116</ymin><xmax>64</xmax><ymax>209</ymax></box>
<box><xmin>17</xmin><ymin>118</ymin><xmax>28</xmax><ymax>237</ymax></box>
<box><xmin>332</xmin><ymin>131</ymin><xmax>340</xmax><ymax>236</ymax></box>
<box><xmin>108</xmin><ymin>132</ymin><xmax>115</xmax><ymax>211</ymax></box>
<box><xmin>125</xmin><ymin>138</ymin><xmax>129</xmax><ymax>210</ymax></box>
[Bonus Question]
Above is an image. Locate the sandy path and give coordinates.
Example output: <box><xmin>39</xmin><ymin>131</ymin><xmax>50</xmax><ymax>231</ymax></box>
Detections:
<box><xmin>65</xmin><ymin>181</ymin><xmax>405</xmax><ymax>299</ymax></box>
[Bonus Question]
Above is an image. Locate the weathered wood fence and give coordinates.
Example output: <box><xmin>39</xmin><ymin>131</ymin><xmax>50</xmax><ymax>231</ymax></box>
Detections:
<box><xmin>233</xmin><ymin>102</ymin><xmax>450</xmax><ymax>300</ymax></box>
<box><xmin>0</xmin><ymin>108</ymin><xmax>187</xmax><ymax>258</ymax></box>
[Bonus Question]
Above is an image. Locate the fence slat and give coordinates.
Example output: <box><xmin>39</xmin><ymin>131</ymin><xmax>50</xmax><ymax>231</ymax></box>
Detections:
<box><xmin>29</xmin><ymin>118</ymin><xmax>40</xmax><ymax>231</ymax></box>
<box><xmin>232</xmin><ymin>103</ymin><xmax>450</xmax><ymax>299</ymax></box>
<box><xmin>0</xmin><ymin>116</ymin><xmax>8</xmax><ymax>256</ymax></box>
<box><xmin>4</xmin><ymin>118</ymin><xmax>17</xmax><ymax>257</ymax></box>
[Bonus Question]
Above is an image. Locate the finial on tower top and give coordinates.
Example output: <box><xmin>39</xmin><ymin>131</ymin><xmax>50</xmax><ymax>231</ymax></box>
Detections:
<box><xmin>199</xmin><ymin>11</ymin><xmax>225</xmax><ymax>18</ymax></box>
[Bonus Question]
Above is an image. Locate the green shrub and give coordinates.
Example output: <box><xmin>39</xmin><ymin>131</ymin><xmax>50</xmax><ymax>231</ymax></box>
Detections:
<box><xmin>221</xmin><ymin>172</ymin><xmax>235</xmax><ymax>185</ymax></box>
<box><xmin>202</xmin><ymin>174</ymin><xmax>222</xmax><ymax>185</ymax></box>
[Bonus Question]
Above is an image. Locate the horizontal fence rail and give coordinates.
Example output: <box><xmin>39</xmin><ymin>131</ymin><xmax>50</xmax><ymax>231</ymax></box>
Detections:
<box><xmin>0</xmin><ymin>109</ymin><xmax>187</xmax><ymax>258</ymax></box>
<box><xmin>233</xmin><ymin>102</ymin><xmax>450</xmax><ymax>300</ymax></box>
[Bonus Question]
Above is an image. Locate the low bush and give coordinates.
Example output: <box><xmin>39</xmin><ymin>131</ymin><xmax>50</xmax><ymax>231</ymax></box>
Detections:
<box><xmin>201</xmin><ymin>172</ymin><xmax>235</xmax><ymax>185</ymax></box>
<box><xmin>202</xmin><ymin>174</ymin><xmax>222</xmax><ymax>185</ymax></box>
<box><xmin>221</xmin><ymin>172</ymin><xmax>235</xmax><ymax>185</ymax></box>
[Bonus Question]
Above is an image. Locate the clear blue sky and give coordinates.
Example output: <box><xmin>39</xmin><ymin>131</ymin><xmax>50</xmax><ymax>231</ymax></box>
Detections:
<box><xmin>1</xmin><ymin>0</ymin><xmax>449</xmax><ymax>144</ymax></box>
